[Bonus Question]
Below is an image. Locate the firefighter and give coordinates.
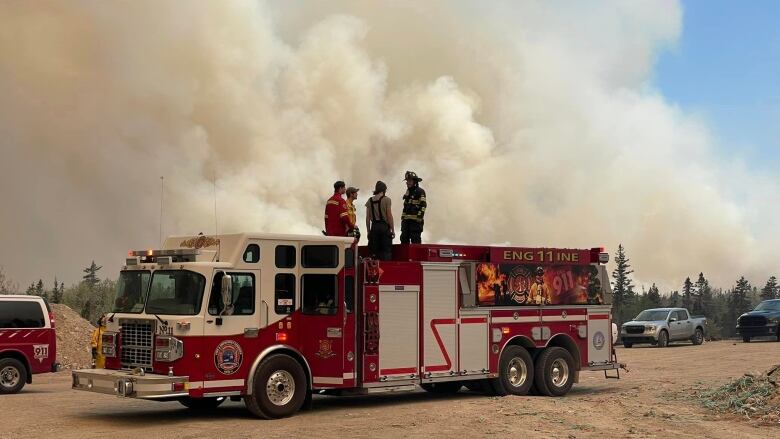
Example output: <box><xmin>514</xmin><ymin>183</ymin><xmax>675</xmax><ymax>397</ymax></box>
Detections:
<box><xmin>90</xmin><ymin>315</ymin><xmax>107</xmax><ymax>369</ymax></box>
<box><xmin>530</xmin><ymin>267</ymin><xmax>551</xmax><ymax>305</ymax></box>
<box><xmin>345</xmin><ymin>186</ymin><xmax>361</xmax><ymax>241</ymax></box>
<box><xmin>401</xmin><ymin>171</ymin><xmax>426</xmax><ymax>244</ymax></box>
<box><xmin>365</xmin><ymin>181</ymin><xmax>394</xmax><ymax>260</ymax></box>
<box><xmin>324</xmin><ymin>180</ymin><xmax>354</xmax><ymax>236</ymax></box>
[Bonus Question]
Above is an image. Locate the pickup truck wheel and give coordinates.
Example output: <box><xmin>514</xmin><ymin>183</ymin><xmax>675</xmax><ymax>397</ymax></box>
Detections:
<box><xmin>657</xmin><ymin>330</ymin><xmax>669</xmax><ymax>348</ymax></box>
<box><xmin>742</xmin><ymin>336</ymin><xmax>751</xmax><ymax>343</ymax></box>
<box><xmin>533</xmin><ymin>347</ymin><xmax>575</xmax><ymax>397</ymax></box>
<box><xmin>0</xmin><ymin>358</ymin><xmax>27</xmax><ymax>395</ymax></box>
<box><xmin>244</xmin><ymin>354</ymin><xmax>307</xmax><ymax>419</ymax></box>
<box><xmin>179</xmin><ymin>397</ymin><xmax>226</xmax><ymax>410</ymax></box>
<box><xmin>691</xmin><ymin>328</ymin><xmax>704</xmax><ymax>345</ymax></box>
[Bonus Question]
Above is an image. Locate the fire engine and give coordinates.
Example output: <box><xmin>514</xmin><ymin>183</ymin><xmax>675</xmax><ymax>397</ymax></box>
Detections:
<box><xmin>72</xmin><ymin>233</ymin><xmax>623</xmax><ymax>419</ymax></box>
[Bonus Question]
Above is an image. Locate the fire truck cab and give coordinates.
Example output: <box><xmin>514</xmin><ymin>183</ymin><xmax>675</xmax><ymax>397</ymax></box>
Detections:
<box><xmin>72</xmin><ymin>233</ymin><xmax>620</xmax><ymax>418</ymax></box>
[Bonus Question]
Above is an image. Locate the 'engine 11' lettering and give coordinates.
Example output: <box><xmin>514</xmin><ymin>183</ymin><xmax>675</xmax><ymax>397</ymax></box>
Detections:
<box><xmin>502</xmin><ymin>250</ymin><xmax>580</xmax><ymax>263</ymax></box>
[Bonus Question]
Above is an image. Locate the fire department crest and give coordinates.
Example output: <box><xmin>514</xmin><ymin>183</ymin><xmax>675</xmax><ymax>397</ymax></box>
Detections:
<box><xmin>214</xmin><ymin>340</ymin><xmax>243</xmax><ymax>375</ymax></box>
<box><xmin>315</xmin><ymin>339</ymin><xmax>336</xmax><ymax>359</ymax></box>
<box><xmin>180</xmin><ymin>234</ymin><xmax>220</xmax><ymax>249</ymax></box>
<box><xmin>593</xmin><ymin>331</ymin><xmax>605</xmax><ymax>351</ymax></box>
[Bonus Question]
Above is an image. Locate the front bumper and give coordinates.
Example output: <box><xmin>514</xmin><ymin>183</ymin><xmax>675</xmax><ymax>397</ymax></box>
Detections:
<box><xmin>72</xmin><ymin>368</ymin><xmax>188</xmax><ymax>399</ymax></box>
<box><xmin>620</xmin><ymin>335</ymin><xmax>657</xmax><ymax>344</ymax></box>
<box><xmin>736</xmin><ymin>324</ymin><xmax>778</xmax><ymax>337</ymax></box>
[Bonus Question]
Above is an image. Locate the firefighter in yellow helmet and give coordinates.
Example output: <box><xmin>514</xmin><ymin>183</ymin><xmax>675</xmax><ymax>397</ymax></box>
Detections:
<box><xmin>401</xmin><ymin>171</ymin><xmax>426</xmax><ymax>244</ymax></box>
<box><xmin>530</xmin><ymin>267</ymin><xmax>551</xmax><ymax>305</ymax></box>
<box><xmin>90</xmin><ymin>315</ymin><xmax>107</xmax><ymax>368</ymax></box>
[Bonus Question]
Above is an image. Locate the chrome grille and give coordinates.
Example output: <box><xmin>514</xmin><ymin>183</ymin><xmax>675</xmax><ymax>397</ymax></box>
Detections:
<box><xmin>739</xmin><ymin>315</ymin><xmax>767</xmax><ymax>327</ymax></box>
<box><xmin>120</xmin><ymin>319</ymin><xmax>154</xmax><ymax>370</ymax></box>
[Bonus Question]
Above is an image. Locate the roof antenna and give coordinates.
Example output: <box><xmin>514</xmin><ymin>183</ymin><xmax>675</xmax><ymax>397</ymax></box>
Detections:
<box><xmin>159</xmin><ymin>176</ymin><xmax>165</xmax><ymax>246</ymax></box>
<box><xmin>213</xmin><ymin>170</ymin><xmax>220</xmax><ymax>262</ymax></box>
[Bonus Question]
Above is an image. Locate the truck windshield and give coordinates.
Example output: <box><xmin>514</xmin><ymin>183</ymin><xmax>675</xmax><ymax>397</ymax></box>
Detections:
<box><xmin>634</xmin><ymin>310</ymin><xmax>670</xmax><ymax>321</ymax></box>
<box><xmin>754</xmin><ymin>301</ymin><xmax>780</xmax><ymax>312</ymax></box>
<box><xmin>145</xmin><ymin>270</ymin><xmax>206</xmax><ymax>315</ymax></box>
<box><xmin>112</xmin><ymin>271</ymin><xmax>151</xmax><ymax>313</ymax></box>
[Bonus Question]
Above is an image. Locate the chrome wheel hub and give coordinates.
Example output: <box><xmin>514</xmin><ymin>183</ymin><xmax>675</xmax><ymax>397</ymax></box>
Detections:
<box><xmin>550</xmin><ymin>359</ymin><xmax>570</xmax><ymax>388</ymax></box>
<box><xmin>507</xmin><ymin>358</ymin><xmax>528</xmax><ymax>387</ymax></box>
<box><xmin>1</xmin><ymin>366</ymin><xmax>20</xmax><ymax>388</ymax></box>
<box><xmin>266</xmin><ymin>370</ymin><xmax>295</xmax><ymax>406</ymax></box>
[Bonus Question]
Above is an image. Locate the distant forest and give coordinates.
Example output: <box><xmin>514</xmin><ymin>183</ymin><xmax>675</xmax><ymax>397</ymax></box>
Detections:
<box><xmin>1</xmin><ymin>244</ymin><xmax>777</xmax><ymax>338</ymax></box>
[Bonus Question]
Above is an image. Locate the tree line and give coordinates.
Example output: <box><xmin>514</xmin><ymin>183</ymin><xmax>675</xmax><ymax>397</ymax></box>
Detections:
<box><xmin>611</xmin><ymin>244</ymin><xmax>776</xmax><ymax>339</ymax></box>
<box><xmin>1</xmin><ymin>262</ymin><xmax>116</xmax><ymax>325</ymax></box>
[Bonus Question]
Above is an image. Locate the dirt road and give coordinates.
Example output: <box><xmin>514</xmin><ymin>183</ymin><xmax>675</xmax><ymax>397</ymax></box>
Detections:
<box><xmin>1</xmin><ymin>340</ymin><xmax>777</xmax><ymax>439</ymax></box>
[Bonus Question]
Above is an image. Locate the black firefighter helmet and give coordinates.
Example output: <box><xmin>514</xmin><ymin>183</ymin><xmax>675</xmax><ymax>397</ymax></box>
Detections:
<box><xmin>404</xmin><ymin>170</ymin><xmax>422</xmax><ymax>182</ymax></box>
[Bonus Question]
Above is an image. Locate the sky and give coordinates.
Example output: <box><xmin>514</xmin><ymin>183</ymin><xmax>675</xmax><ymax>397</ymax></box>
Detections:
<box><xmin>655</xmin><ymin>0</ymin><xmax>780</xmax><ymax>168</ymax></box>
<box><xmin>1</xmin><ymin>0</ymin><xmax>779</xmax><ymax>293</ymax></box>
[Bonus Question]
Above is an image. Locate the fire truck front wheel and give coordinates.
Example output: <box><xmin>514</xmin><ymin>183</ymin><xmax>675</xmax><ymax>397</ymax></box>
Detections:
<box><xmin>245</xmin><ymin>354</ymin><xmax>307</xmax><ymax>419</ymax></box>
<box><xmin>533</xmin><ymin>347</ymin><xmax>575</xmax><ymax>397</ymax></box>
<box><xmin>491</xmin><ymin>345</ymin><xmax>534</xmax><ymax>396</ymax></box>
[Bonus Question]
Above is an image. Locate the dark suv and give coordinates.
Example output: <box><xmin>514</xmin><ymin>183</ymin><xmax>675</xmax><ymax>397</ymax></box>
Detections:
<box><xmin>736</xmin><ymin>299</ymin><xmax>780</xmax><ymax>343</ymax></box>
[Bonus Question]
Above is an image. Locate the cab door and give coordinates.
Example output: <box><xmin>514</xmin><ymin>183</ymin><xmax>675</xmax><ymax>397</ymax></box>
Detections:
<box><xmin>201</xmin><ymin>270</ymin><xmax>260</xmax><ymax>391</ymax></box>
<box><xmin>296</xmin><ymin>243</ymin><xmax>346</xmax><ymax>388</ymax></box>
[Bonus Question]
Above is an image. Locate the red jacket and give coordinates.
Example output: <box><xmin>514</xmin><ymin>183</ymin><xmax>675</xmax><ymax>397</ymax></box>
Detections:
<box><xmin>324</xmin><ymin>193</ymin><xmax>353</xmax><ymax>236</ymax></box>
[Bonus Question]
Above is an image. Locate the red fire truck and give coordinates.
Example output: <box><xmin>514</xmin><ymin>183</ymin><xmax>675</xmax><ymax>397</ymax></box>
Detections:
<box><xmin>72</xmin><ymin>233</ymin><xmax>622</xmax><ymax>418</ymax></box>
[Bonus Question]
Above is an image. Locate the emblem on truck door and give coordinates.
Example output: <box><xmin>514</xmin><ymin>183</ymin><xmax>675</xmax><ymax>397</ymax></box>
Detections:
<box><xmin>214</xmin><ymin>340</ymin><xmax>244</xmax><ymax>375</ymax></box>
<box><xmin>33</xmin><ymin>344</ymin><xmax>49</xmax><ymax>363</ymax></box>
<box><xmin>315</xmin><ymin>339</ymin><xmax>336</xmax><ymax>359</ymax></box>
<box><xmin>593</xmin><ymin>331</ymin><xmax>605</xmax><ymax>350</ymax></box>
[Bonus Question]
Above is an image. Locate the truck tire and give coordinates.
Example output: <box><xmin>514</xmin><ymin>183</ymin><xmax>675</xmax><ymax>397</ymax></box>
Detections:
<box><xmin>0</xmin><ymin>358</ymin><xmax>27</xmax><ymax>395</ymax></box>
<box><xmin>421</xmin><ymin>381</ymin><xmax>462</xmax><ymax>394</ymax></box>
<box><xmin>623</xmin><ymin>342</ymin><xmax>633</xmax><ymax>348</ymax></box>
<box><xmin>657</xmin><ymin>330</ymin><xmax>669</xmax><ymax>348</ymax></box>
<box><xmin>691</xmin><ymin>328</ymin><xmax>704</xmax><ymax>345</ymax></box>
<box><xmin>742</xmin><ymin>336</ymin><xmax>751</xmax><ymax>343</ymax></box>
<box><xmin>494</xmin><ymin>346</ymin><xmax>534</xmax><ymax>396</ymax></box>
<box><xmin>533</xmin><ymin>347</ymin><xmax>575</xmax><ymax>397</ymax></box>
<box><xmin>179</xmin><ymin>396</ymin><xmax>226</xmax><ymax>410</ymax></box>
<box><xmin>244</xmin><ymin>354</ymin><xmax>307</xmax><ymax>419</ymax></box>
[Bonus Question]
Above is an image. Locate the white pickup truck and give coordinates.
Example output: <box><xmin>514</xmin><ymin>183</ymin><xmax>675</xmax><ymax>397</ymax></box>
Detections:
<box><xmin>620</xmin><ymin>308</ymin><xmax>706</xmax><ymax>348</ymax></box>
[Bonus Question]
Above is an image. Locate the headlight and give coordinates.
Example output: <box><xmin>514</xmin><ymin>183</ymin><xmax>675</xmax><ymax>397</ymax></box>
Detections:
<box><xmin>645</xmin><ymin>325</ymin><xmax>656</xmax><ymax>332</ymax></box>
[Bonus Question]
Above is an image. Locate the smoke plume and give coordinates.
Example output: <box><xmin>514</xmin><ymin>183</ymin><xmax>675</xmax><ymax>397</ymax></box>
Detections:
<box><xmin>1</xmin><ymin>0</ymin><xmax>777</xmax><ymax>290</ymax></box>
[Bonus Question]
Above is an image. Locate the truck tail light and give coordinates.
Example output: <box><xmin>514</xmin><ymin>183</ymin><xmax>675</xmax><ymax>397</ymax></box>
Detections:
<box><xmin>49</xmin><ymin>312</ymin><xmax>56</xmax><ymax>329</ymax></box>
<box><xmin>155</xmin><ymin>336</ymin><xmax>184</xmax><ymax>362</ymax></box>
<box><xmin>102</xmin><ymin>332</ymin><xmax>118</xmax><ymax>357</ymax></box>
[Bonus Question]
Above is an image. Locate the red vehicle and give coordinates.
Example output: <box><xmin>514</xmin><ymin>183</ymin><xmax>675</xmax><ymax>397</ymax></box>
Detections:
<box><xmin>0</xmin><ymin>295</ymin><xmax>60</xmax><ymax>394</ymax></box>
<box><xmin>72</xmin><ymin>233</ymin><xmax>622</xmax><ymax>418</ymax></box>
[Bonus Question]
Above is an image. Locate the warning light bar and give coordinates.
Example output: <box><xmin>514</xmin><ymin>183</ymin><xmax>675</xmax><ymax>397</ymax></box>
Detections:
<box><xmin>126</xmin><ymin>248</ymin><xmax>201</xmax><ymax>264</ymax></box>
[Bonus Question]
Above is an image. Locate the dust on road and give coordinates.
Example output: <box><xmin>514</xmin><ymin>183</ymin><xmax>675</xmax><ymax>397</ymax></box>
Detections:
<box><xmin>1</xmin><ymin>341</ymin><xmax>777</xmax><ymax>439</ymax></box>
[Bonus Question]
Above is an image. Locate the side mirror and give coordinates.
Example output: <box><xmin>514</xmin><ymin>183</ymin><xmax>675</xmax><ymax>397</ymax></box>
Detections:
<box><xmin>669</xmin><ymin>317</ymin><xmax>677</xmax><ymax>323</ymax></box>
<box><xmin>220</xmin><ymin>274</ymin><xmax>233</xmax><ymax>316</ymax></box>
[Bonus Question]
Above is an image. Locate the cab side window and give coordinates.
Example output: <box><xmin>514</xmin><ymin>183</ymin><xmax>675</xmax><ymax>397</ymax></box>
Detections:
<box><xmin>676</xmin><ymin>310</ymin><xmax>688</xmax><ymax>321</ymax></box>
<box><xmin>276</xmin><ymin>245</ymin><xmax>296</xmax><ymax>269</ymax></box>
<box><xmin>208</xmin><ymin>273</ymin><xmax>255</xmax><ymax>316</ymax></box>
<box><xmin>302</xmin><ymin>245</ymin><xmax>339</xmax><ymax>268</ymax></box>
<box><xmin>301</xmin><ymin>274</ymin><xmax>337</xmax><ymax>315</ymax></box>
<box><xmin>0</xmin><ymin>301</ymin><xmax>45</xmax><ymax>328</ymax></box>
<box><xmin>243</xmin><ymin>244</ymin><xmax>260</xmax><ymax>263</ymax></box>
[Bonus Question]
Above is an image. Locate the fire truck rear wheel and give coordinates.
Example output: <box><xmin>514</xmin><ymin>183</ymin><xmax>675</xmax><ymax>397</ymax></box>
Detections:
<box><xmin>178</xmin><ymin>396</ymin><xmax>226</xmax><ymax>410</ymax></box>
<box><xmin>245</xmin><ymin>354</ymin><xmax>307</xmax><ymax>419</ymax></box>
<box><xmin>0</xmin><ymin>358</ymin><xmax>27</xmax><ymax>395</ymax></box>
<box><xmin>533</xmin><ymin>347</ymin><xmax>574</xmax><ymax>397</ymax></box>
<box><xmin>496</xmin><ymin>345</ymin><xmax>534</xmax><ymax>396</ymax></box>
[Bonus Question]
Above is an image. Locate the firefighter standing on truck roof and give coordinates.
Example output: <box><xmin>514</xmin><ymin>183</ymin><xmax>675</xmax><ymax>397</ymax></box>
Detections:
<box><xmin>401</xmin><ymin>171</ymin><xmax>426</xmax><ymax>244</ymax></box>
<box><xmin>90</xmin><ymin>315</ymin><xmax>107</xmax><ymax>369</ymax></box>
<box><xmin>365</xmin><ymin>181</ymin><xmax>394</xmax><ymax>260</ymax></box>
<box><xmin>324</xmin><ymin>180</ymin><xmax>355</xmax><ymax>236</ymax></box>
<box><xmin>345</xmin><ymin>187</ymin><xmax>361</xmax><ymax>241</ymax></box>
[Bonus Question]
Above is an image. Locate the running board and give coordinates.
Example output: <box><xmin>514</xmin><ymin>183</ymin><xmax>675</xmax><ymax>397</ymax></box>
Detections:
<box><xmin>365</xmin><ymin>385</ymin><xmax>416</xmax><ymax>394</ymax></box>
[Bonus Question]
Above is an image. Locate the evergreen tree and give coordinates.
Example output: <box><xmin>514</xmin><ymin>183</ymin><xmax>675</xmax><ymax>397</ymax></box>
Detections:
<box><xmin>0</xmin><ymin>267</ymin><xmax>18</xmax><ymax>294</ymax></box>
<box><xmin>760</xmin><ymin>276</ymin><xmax>778</xmax><ymax>301</ymax></box>
<box><xmin>682</xmin><ymin>277</ymin><xmax>694</xmax><ymax>310</ymax></box>
<box><xmin>51</xmin><ymin>278</ymin><xmax>62</xmax><ymax>303</ymax></box>
<box><xmin>647</xmin><ymin>283</ymin><xmax>661</xmax><ymax>307</ymax></box>
<box><xmin>83</xmin><ymin>261</ymin><xmax>102</xmax><ymax>291</ymax></box>
<box><xmin>25</xmin><ymin>282</ymin><xmax>36</xmax><ymax>295</ymax></box>
<box><xmin>668</xmin><ymin>290</ymin><xmax>680</xmax><ymax>307</ymax></box>
<box><xmin>611</xmin><ymin>244</ymin><xmax>635</xmax><ymax>325</ymax></box>
<box><xmin>34</xmin><ymin>279</ymin><xmax>46</xmax><ymax>300</ymax></box>
<box><xmin>726</xmin><ymin>277</ymin><xmax>753</xmax><ymax>337</ymax></box>
<box><xmin>694</xmin><ymin>272</ymin><xmax>712</xmax><ymax>316</ymax></box>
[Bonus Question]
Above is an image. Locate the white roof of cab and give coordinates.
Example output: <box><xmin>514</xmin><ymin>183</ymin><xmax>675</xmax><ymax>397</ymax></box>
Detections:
<box><xmin>0</xmin><ymin>295</ymin><xmax>45</xmax><ymax>301</ymax></box>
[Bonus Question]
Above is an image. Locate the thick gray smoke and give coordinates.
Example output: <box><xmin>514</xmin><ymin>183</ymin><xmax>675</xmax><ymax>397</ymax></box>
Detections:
<box><xmin>1</xmin><ymin>0</ymin><xmax>777</xmax><ymax>289</ymax></box>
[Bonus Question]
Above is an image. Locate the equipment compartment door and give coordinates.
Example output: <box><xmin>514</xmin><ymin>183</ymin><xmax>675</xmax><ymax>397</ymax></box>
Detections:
<box><xmin>586</xmin><ymin>307</ymin><xmax>612</xmax><ymax>366</ymax></box>
<box><xmin>422</xmin><ymin>264</ymin><xmax>459</xmax><ymax>377</ymax></box>
<box><xmin>377</xmin><ymin>285</ymin><xmax>419</xmax><ymax>380</ymax></box>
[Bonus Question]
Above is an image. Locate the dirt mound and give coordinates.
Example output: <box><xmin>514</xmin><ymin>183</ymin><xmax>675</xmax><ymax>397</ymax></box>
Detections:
<box><xmin>51</xmin><ymin>304</ymin><xmax>94</xmax><ymax>369</ymax></box>
<box><xmin>699</xmin><ymin>364</ymin><xmax>780</xmax><ymax>424</ymax></box>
